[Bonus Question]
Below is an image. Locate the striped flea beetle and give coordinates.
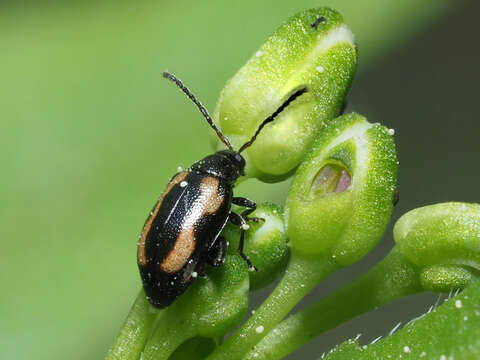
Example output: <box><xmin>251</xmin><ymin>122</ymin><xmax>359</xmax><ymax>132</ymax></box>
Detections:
<box><xmin>137</xmin><ymin>71</ymin><xmax>306</xmax><ymax>308</ymax></box>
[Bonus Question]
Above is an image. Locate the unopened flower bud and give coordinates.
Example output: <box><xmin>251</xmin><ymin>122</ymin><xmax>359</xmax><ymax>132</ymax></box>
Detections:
<box><xmin>223</xmin><ymin>202</ymin><xmax>288</xmax><ymax>290</ymax></box>
<box><xmin>286</xmin><ymin>113</ymin><xmax>398</xmax><ymax>265</ymax></box>
<box><xmin>213</xmin><ymin>7</ymin><xmax>357</xmax><ymax>182</ymax></box>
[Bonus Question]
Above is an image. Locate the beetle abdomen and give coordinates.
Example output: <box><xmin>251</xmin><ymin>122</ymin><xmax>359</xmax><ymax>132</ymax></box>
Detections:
<box><xmin>137</xmin><ymin>171</ymin><xmax>232</xmax><ymax>308</ymax></box>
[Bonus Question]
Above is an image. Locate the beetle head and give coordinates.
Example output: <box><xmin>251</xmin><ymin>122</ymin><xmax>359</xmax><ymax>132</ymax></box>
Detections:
<box><xmin>191</xmin><ymin>150</ymin><xmax>245</xmax><ymax>183</ymax></box>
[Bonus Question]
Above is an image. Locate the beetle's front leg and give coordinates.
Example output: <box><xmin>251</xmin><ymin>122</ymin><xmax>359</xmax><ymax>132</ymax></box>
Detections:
<box><xmin>232</xmin><ymin>197</ymin><xmax>264</xmax><ymax>223</ymax></box>
<box><xmin>206</xmin><ymin>236</ymin><xmax>227</xmax><ymax>267</ymax></box>
<box><xmin>229</xmin><ymin>211</ymin><xmax>258</xmax><ymax>271</ymax></box>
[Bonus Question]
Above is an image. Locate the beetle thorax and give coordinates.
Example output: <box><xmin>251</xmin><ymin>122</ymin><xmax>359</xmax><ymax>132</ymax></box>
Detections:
<box><xmin>190</xmin><ymin>150</ymin><xmax>245</xmax><ymax>183</ymax></box>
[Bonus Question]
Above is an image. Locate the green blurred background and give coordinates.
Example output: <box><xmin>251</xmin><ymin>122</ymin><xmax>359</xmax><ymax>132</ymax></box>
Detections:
<box><xmin>1</xmin><ymin>0</ymin><xmax>479</xmax><ymax>359</ymax></box>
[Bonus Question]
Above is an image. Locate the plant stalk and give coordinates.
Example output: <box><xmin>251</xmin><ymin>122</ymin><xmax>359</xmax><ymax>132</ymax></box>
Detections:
<box><xmin>205</xmin><ymin>254</ymin><xmax>337</xmax><ymax>360</ymax></box>
<box><xmin>246</xmin><ymin>247</ymin><xmax>423</xmax><ymax>359</ymax></box>
<box><xmin>106</xmin><ymin>289</ymin><xmax>158</xmax><ymax>360</ymax></box>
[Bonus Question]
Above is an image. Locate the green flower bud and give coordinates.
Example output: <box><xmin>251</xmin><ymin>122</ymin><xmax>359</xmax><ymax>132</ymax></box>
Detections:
<box><xmin>420</xmin><ymin>264</ymin><xmax>473</xmax><ymax>292</ymax></box>
<box><xmin>177</xmin><ymin>255</ymin><xmax>249</xmax><ymax>338</ymax></box>
<box><xmin>207</xmin><ymin>114</ymin><xmax>397</xmax><ymax>360</ymax></box>
<box><xmin>222</xmin><ymin>202</ymin><xmax>289</xmax><ymax>290</ymax></box>
<box><xmin>285</xmin><ymin>113</ymin><xmax>397</xmax><ymax>265</ymax></box>
<box><xmin>394</xmin><ymin>202</ymin><xmax>480</xmax><ymax>291</ymax></box>
<box><xmin>213</xmin><ymin>7</ymin><xmax>357</xmax><ymax>182</ymax></box>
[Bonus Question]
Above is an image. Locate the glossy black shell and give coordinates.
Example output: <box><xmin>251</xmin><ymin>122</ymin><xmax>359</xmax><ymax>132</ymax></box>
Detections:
<box><xmin>190</xmin><ymin>150</ymin><xmax>246</xmax><ymax>182</ymax></box>
<box><xmin>137</xmin><ymin>150</ymin><xmax>244</xmax><ymax>308</ymax></box>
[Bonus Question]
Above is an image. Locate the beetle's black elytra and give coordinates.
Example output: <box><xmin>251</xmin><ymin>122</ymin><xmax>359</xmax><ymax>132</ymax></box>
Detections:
<box><xmin>160</xmin><ymin>175</ymin><xmax>225</xmax><ymax>273</ymax></box>
<box><xmin>138</xmin><ymin>171</ymin><xmax>189</xmax><ymax>267</ymax></box>
<box><xmin>137</xmin><ymin>71</ymin><xmax>307</xmax><ymax>308</ymax></box>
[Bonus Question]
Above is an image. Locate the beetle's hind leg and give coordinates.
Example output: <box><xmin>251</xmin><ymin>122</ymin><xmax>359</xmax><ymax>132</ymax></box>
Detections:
<box><xmin>206</xmin><ymin>236</ymin><xmax>227</xmax><ymax>267</ymax></box>
<box><xmin>229</xmin><ymin>211</ymin><xmax>258</xmax><ymax>272</ymax></box>
<box><xmin>232</xmin><ymin>197</ymin><xmax>264</xmax><ymax>223</ymax></box>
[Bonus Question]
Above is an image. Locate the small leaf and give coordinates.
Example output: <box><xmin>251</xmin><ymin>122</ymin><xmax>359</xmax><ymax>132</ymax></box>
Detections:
<box><xmin>325</xmin><ymin>281</ymin><xmax>480</xmax><ymax>359</ymax></box>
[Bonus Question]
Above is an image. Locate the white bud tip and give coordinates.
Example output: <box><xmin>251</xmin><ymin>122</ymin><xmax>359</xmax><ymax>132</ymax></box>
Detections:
<box><xmin>241</xmin><ymin>223</ymin><xmax>250</xmax><ymax>231</ymax></box>
<box><xmin>180</xmin><ymin>181</ymin><xmax>188</xmax><ymax>188</ymax></box>
<box><xmin>255</xmin><ymin>325</ymin><xmax>264</xmax><ymax>334</ymax></box>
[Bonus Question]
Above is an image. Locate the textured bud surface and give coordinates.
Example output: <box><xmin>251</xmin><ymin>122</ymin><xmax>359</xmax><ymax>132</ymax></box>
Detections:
<box><xmin>223</xmin><ymin>203</ymin><xmax>288</xmax><ymax>290</ymax></box>
<box><xmin>286</xmin><ymin>113</ymin><xmax>397</xmax><ymax>264</ymax></box>
<box><xmin>394</xmin><ymin>202</ymin><xmax>480</xmax><ymax>276</ymax></box>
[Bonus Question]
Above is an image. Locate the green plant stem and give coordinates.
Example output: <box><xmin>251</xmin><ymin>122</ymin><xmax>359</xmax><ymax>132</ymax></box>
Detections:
<box><xmin>106</xmin><ymin>289</ymin><xmax>158</xmax><ymax>360</ymax></box>
<box><xmin>205</xmin><ymin>254</ymin><xmax>338</xmax><ymax>360</ymax></box>
<box><xmin>246</xmin><ymin>247</ymin><xmax>423</xmax><ymax>360</ymax></box>
<box><xmin>142</xmin><ymin>311</ymin><xmax>197</xmax><ymax>360</ymax></box>
<box><xmin>169</xmin><ymin>337</ymin><xmax>218</xmax><ymax>360</ymax></box>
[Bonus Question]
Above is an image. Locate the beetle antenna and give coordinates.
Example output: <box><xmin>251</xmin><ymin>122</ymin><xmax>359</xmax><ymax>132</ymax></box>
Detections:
<box><xmin>162</xmin><ymin>71</ymin><xmax>234</xmax><ymax>151</ymax></box>
<box><xmin>238</xmin><ymin>87</ymin><xmax>307</xmax><ymax>153</ymax></box>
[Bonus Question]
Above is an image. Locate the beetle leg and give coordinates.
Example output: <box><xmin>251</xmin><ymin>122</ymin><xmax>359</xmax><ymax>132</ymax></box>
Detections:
<box><xmin>229</xmin><ymin>210</ymin><xmax>249</xmax><ymax>229</ymax></box>
<box><xmin>229</xmin><ymin>212</ymin><xmax>258</xmax><ymax>271</ymax></box>
<box><xmin>195</xmin><ymin>264</ymin><xmax>208</xmax><ymax>278</ymax></box>
<box><xmin>206</xmin><ymin>236</ymin><xmax>227</xmax><ymax>267</ymax></box>
<box><xmin>232</xmin><ymin>197</ymin><xmax>264</xmax><ymax>223</ymax></box>
<box><xmin>238</xmin><ymin>230</ymin><xmax>258</xmax><ymax>272</ymax></box>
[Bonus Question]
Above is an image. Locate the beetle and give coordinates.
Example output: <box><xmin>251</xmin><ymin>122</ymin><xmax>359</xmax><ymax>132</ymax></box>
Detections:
<box><xmin>137</xmin><ymin>71</ymin><xmax>307</xmax><ymax>308</ymax></box>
